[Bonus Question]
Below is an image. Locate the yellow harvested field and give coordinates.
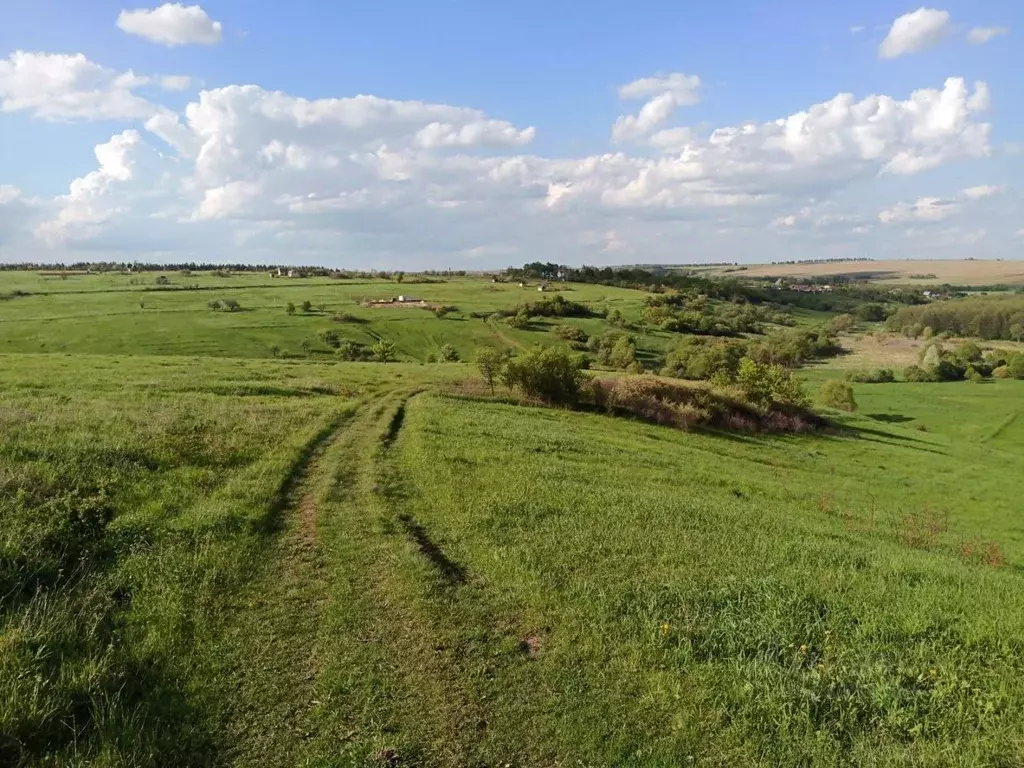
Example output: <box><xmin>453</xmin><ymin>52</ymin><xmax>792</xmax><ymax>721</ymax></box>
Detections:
<box><xmin>715</xmin><ymin>260</ymin><xmax>1024</xmax><ymax>286</ymax></box>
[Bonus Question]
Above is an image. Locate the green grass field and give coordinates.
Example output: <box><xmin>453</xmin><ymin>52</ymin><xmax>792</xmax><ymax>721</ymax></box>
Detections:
<box><xmin>0</xmin><ymin>271</ymin><xmax>662</xmax><ymax>362</ymax></box>
<box><xmin>2</xmin><ymin>270</ymin><xmax>1024</xmax><ymax>766</ymax></box>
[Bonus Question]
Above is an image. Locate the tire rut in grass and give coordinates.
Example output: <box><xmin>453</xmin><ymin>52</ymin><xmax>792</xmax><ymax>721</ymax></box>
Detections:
<box><xmin>379</xmin><ymin>397</ymin><xmax>469</xmax><ymax>586</ymax></box>
<box><xmin>217</xmin><ymin>410</ymin><xmax>354</xmax><ymax>767</ymax></box>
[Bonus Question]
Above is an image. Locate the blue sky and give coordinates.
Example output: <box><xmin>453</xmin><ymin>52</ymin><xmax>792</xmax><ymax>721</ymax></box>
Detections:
<box><xmin>0</xmin><ymin>1</ymin><xmax>1021</xmax><ymax>267</ymax></box>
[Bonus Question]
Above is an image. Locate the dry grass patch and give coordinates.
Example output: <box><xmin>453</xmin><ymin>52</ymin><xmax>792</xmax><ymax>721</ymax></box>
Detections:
<box><xmin>591</xmin><ymin>375</ymin><xmax>827</xmax><ymax>433</ymax></box>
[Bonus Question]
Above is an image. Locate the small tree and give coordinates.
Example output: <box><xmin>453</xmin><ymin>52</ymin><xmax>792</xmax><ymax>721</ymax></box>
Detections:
<box><xmin>476</xmin><ymin>348</ymin><xmax>507</xmax><ymax>394</ymax></box>
<box><xmin>607</xmin><ymin>308</ymin><xmax>627</xmax><ymax>327</ymax></box>
<box><xmin>608</xmin><ymin>336</ymin><xmax>638</xmax><ymax>370</ymax></box>
<box><xmin>820</xmin><ymin>379</ymin><xmax>857</xmax><ymax>412</ymax></box>
<box><xmin>920</xmin><ymin>342</ymin><xmax>942</xmax><ymax>371</ymax></box>
<box><xmin>269</xmin><ymin>345</ymin><xmax>281</xmax><ymax>358</ymax></box>
<box><xmin>301</xmin><ymin>300</ymin><xmax>312</xmax><ymax>313</ymax></box>
<box><xmin>439</xmin><ymin>344</ymin><xmax>459</xmax><ymax>362</ymax></box>
<box><xmin>1010</xmin><ymin>323</ymin><xmax>1024</xmax><ymax>343</ymax></box>
<box><xmin>372</xmin><ymin>338</ymin><xmax>397</xmax><ymax>363</ymax></box>
<box><xmin>286</xmin><ymin>302</ymin><xmax>296</xmax><ymax>315</ymax></box>
<box><xmin>395</xmin><ymin>271</ymin><xmax>405</xmax><ymax>283</ymax></box>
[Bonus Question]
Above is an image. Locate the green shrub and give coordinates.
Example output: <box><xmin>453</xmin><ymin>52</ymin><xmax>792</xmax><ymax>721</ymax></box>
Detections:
<box><xmin>502</xmin><ymin>346</ymin><xmax>585</xmax><ymax>406</ymax></box>
<box><xmin>847</xmin><ymin>368</ymin><xmax>895</xmax><ymax>384</ymax></box>
<box><xmin>337</xmin><ymin>341</ymin><xmax>366</xmax><ymax>361</ymax></box>
<box><xmin>819</xmin><ymin>379</ymin><xmax>857</xmax><ymax>412</ymax></box>
<box><xmin>372</xmin><ymin>339</ymin><xmax>397</xmax><ymax>363</ymax></box>
<box><xmin>904</xmin><ymin>365</ymin><xmax>936</xmax><ymax>382</ymax></box>
<box><xmin>553</xmin><ymin>324</ymin><xmax>588</xmax><ymax>343</ymax></box>
<box><xmin>662</xmin><ymin>337</ymin><xmax>745</xmax><ymax>381</ymax></box>
<box><xmin>855</xmin><ymin>303</ymin><xmax>887</xmax><ymax>322</ymax></box>
<box><xmin>301</xmin><ymin>300</ymin><xmax>312</xmax><ymax>313</ymax></box>
<box><xmin>432</xmin><ymin>305</ymin><xmax>458</xmax><ymax>319</ymax></box>
<box><xmin>828</xmin><ymin>314</ymin><xmax>857</xmax><ymax>333</ymax></box>
<box><xmin>508</xmin><ymin>308</ymin><xmax>531</xmax><ymax>329</ymax></box>
<box><xmin>438</xmin><ymin>344</ymin><xmax>459</xmax><ymax>362</ymax></box>
<box><xmin>319</xmin><ymin>330</ymin><xmax>341</xmax><ymax>349</ymax></box>
<box><xmin>286</xmin><ymin>302</ymin><xmax>296</xmax><ymax>315</ymax></box>
<box><xmin>1007</xmin><ymin>354</ymin><xmax>1024</xmax><ymax>380</ymax></box>
<box><xmin>736</xmin><ymin>358</ymin><xmax>808</xmax><ymax>410</ymax></box>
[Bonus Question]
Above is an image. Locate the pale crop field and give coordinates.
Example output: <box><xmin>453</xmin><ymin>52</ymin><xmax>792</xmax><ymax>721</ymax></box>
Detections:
<box><xmin>712</xmin><ymin>259</ymin><xmax>1024</xmax><ymax>286</ymax></box>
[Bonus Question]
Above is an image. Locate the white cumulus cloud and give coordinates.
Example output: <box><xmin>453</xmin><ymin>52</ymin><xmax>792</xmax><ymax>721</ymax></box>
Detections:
<box><xmin>967</xmin><ymin>27</ymin><xmax>1009</xmax><ymax>44</ymax></box>
<box><xmin>36</xmin><ymin>130</ymin><xmax>144</xmax><ymax>244</ymax></box>
<box><xmin>0</xmin><ymin>51</ymin><xmax>158</xmax><ymax>121</ymax></box>
<box><xmin>879</xmin><ymin>8</ymin><xmax>951</xmax><ymax>59</ymax></box>
<box><xmin>962</xmin><ymin>184</ymin><xmax>1005</xmax><ymax>200</ymax></box>
<box><xmin>117</xmin><ymin>4</ymin><xmax>223</xmax><ymax>47</ymax></box>
<box><xmin>159</xmin><ymin>75</ymin><xmax>192</xmax><ymax>91</ymax></box>
<box><xmin>0</xmin><ymin>185</ymin><xmax>21</xmax><ymax>205</ymax></box>
<box><xmin>612</xmin><ymin>73</ymin><xmax>700</xmax><ymax>143</ymax></box>
<box><xmin>10</xmin><ymin>69</ymin><xmax>1006</xmax><ymax>264</ymax></box>
<box><xmin>879</xmin><ymin>196</ymin><xmax>960</xmax><ymax>223</ymax></box>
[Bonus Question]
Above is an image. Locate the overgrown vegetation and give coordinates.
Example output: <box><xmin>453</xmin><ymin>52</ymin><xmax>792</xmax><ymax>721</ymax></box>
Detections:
<box><xmin>592</xmin><ymin>375</ymin><xmax>823</xmax><ymax>433</ymax></box>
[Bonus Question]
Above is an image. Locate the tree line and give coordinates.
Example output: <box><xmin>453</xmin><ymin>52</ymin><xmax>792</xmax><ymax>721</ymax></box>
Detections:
<box><xmin>887</xmin><ymin>296</ymin><xmax>1024</xmax><ymax>341</ymax></box>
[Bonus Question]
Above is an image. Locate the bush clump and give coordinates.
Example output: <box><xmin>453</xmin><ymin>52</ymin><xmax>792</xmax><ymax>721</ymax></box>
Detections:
<box><xmin>337</xmin><ymin>341</ymin><xmax>368</xmax><ymax>361</ymax></box>
<box><xmin>553</xmin><ymin>324</ymin><xmax>588</xmax><ymax>344</ymax></box>
<box><xmin>847</xmin><ymin>368</ymin><xmax>896</xmax><ymax>384</ymax></box>
<box><xmin>819</xmin><ymin>379</ymin><xmax>858</xmax><ymax>412</ymax></box>
<box><xmin>501</xmin><ymin>346</ymin><xmax>585</xmax><ymax>406</ymax></box>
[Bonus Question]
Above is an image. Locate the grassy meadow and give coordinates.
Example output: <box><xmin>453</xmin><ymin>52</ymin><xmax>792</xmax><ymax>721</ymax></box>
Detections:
<box><xmin>2</xmin><ymin>269</ymin><xmax>1024</xmax><ymax>766</ymax></box>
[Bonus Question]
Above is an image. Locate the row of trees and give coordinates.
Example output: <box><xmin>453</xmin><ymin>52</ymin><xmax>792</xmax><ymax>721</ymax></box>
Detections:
<box><xmin>504</xmin><ymin>262</ymin><xmax>931</xmax><ymax>313</ymax></box>
<box><xmin>903</xmin><ymin>341</ymin><xmax>1024</xmax><ymax>382</ymax></box>
<box><xmin>661</xmin><ymin>328</ymin><xmax>840</xmax><ymax>382</ymax></box>
<box><xmin>887</xmin><ymin>297</ymin><xmax>1024</xmax><ymax>341</ymax></box>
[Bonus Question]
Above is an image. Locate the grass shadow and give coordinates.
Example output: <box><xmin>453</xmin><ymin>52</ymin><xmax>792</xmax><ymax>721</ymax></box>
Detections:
<box><xmin>397</xmin><ymin>513</ymin><xmax>468</xmax><ymax>585</ymax></box>
<box><xmin>867</xmin><ymin>413</ymin><xmax>915</xmax><ymax>424</ymax></box>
